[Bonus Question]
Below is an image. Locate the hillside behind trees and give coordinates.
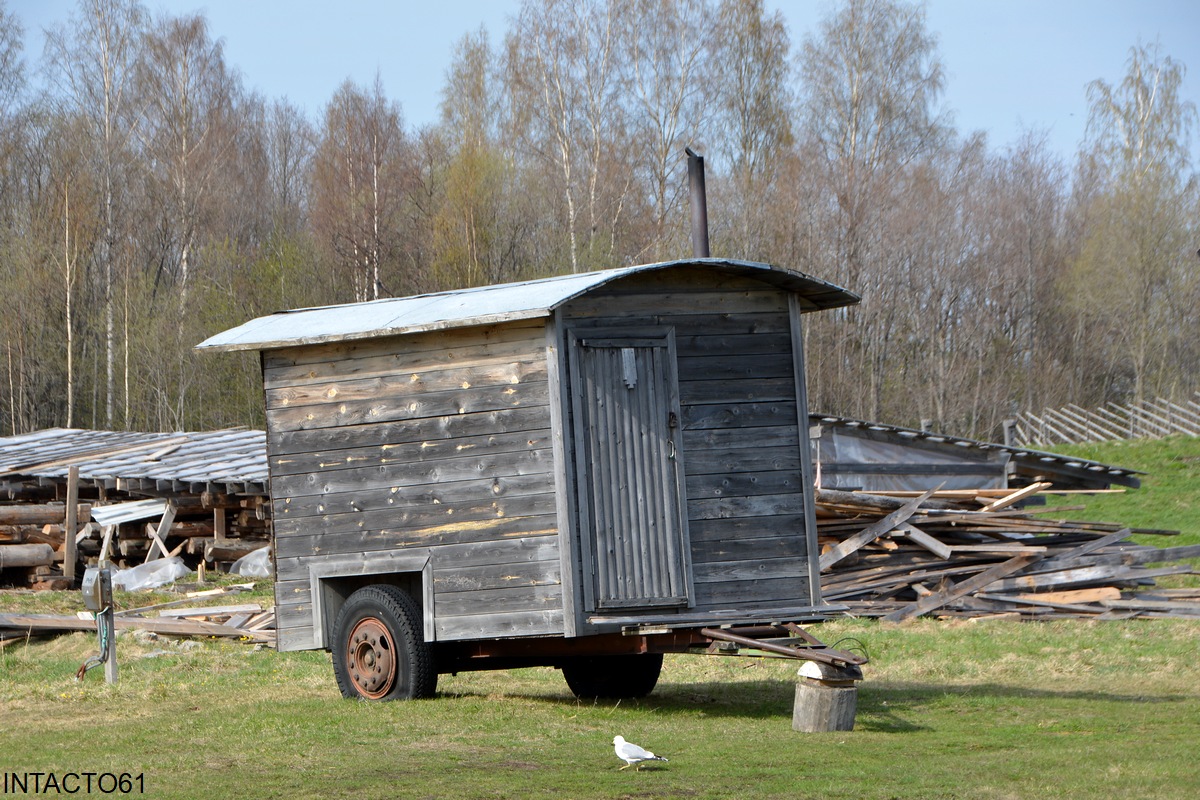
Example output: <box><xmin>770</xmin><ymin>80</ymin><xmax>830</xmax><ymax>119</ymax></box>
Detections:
<box><xmin>0</xmin><ymin>0</ymin><xmax>1196</xmax><ymax>440</ymax></box>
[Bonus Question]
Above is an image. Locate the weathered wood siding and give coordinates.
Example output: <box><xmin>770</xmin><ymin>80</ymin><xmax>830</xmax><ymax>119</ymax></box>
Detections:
<box><xmin>262</xmin><ymin>321</ymin><xmax>563</xmax><ymax>649</ymax></box>
<box><xmin>561</xmin><ymin>268</ymin><xmax>814</xmax><ymax>616</ymax></box>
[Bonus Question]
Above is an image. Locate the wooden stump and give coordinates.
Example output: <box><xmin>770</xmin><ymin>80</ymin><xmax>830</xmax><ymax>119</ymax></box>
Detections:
<box><xmin>792</xmin><ymin>662</ymin><xmax>863</xmax><ymax>733</ymax></box>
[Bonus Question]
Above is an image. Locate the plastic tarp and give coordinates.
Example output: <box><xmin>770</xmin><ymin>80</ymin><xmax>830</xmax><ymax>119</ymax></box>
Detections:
<box><xmin>815</xmin><ymin>428</ymin><xmax>1008</xmax><ymax>492</ymax></box>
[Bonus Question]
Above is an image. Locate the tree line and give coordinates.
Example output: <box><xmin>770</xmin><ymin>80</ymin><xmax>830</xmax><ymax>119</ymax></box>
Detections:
<box><xmin>0</xmin><ymin>0</ymin><xmax>1195</xmax><ymax>442</ymax></box>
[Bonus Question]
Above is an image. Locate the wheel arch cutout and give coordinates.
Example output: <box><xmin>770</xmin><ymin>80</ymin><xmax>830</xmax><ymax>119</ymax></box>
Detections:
<box><xmin>308</xmin><ymin>553</ymin><xmax>433</xmax><ymax>650</ymax></box>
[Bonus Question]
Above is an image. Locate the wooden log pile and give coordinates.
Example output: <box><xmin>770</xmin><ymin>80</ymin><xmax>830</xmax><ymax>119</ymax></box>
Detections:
<box><xmin>0</xmin><ymin>502</ymin><xmax>92</xmax><ymax>590</ymax></box>
<box><xmin>112</xmin><ymin>495</ymin><xmax>271</xmax><ymax>569</ymax></box>
<box><xmin>816</xmin><ymin>487</ymin><xmax>1200</xmax><ymax>621</ymax></box>
<box><xmin>0</xmin><ymin>494</ymin><xmax>271</xmax><ymax>590</ymax></box>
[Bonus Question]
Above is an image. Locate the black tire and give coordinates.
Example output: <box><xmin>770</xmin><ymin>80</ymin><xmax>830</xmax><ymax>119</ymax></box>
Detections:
<box><xmin>330</xmin><ymin>585</ymin><xmax>436</xmax><ymax>701</ymax></box>
<box><xmin>561</xmin><ymin>653</ymin><xmax>663</xmax><ymax>699</ymax></box>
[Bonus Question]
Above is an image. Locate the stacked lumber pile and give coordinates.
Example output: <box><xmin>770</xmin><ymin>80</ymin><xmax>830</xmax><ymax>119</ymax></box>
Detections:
<box><xmin>0</xmin><ymin>502</ymin><xmax>92</xmax><ymax>590</ymax></box>
<box><xmin>816</xmin><ymin>487</ymin><xmax>1200</xmax><ymax>621</ymax></box>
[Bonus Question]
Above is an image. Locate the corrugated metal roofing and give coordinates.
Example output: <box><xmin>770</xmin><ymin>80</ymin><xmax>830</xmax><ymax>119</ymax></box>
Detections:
<box><xmin>0</xmin><ymin>428</ymin><xmax>268</xmax><ymax>494</ymax></box>
<box><xmin>810</xmin><ymin>414</ymin><xmax>1142</xmax><ymax>489</ymax></box>
<box><xmin>196</xmin><ymin>258</ymin><xmax>860</xmax><ymax>353</ymax></box>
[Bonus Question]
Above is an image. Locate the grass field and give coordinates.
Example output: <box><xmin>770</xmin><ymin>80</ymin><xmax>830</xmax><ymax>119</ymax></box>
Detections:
<box><xmin>2</xmin><ymin>436</ymin><xmax>1198</xmax><ymax>799</ymax></box>
<box><xmin>1051</xmin><ymin>435</ymin><xmax>1200</xmax><ymax>546</ymax></box>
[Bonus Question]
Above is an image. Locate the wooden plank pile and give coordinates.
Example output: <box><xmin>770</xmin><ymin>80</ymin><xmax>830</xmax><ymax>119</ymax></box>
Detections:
<box><xmin>0</xmin><ymin>583</ymin><xmax>275</xmax><ymax>645</ymax></box>
<box><xmin>815</xmin><ymin>487</ymin><xmax>1200</xmax><ymax>621</ymax></box>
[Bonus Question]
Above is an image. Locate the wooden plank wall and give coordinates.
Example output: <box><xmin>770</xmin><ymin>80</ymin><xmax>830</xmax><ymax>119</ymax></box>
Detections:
<box><xmin>562</xmin><ymin>269</ymin><xmax>813</xmax><ymax>614</ymax></box>
<box><xmin>261</xmin><ymin>321</ymin><xmax>564</xmax><ymax>649</ymax></box>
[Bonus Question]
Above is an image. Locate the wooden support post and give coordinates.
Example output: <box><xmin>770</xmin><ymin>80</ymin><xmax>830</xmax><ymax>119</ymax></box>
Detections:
<box><xmin>214</xmin><ymin>507</ymin><xmax>229</xmax><ymax>546</ymax></box>
<box><xmin>793</xmin><ymin>661</ymin><xmax>863</xmax><ymax>733</ymax></box>
<box><xmin>64</xmin><ymin>466</ymin><xmax>79</xmax><ymax>583</ymax></box>
<box><xmin>144</xmin><ymin>502</ymin><xmax>177</xmax><ymax>563</ymax></box>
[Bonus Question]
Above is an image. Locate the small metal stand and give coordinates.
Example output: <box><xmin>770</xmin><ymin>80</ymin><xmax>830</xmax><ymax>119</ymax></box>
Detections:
<box><xmin>77</xmin><ymin>567</ymin><xmax>118</xmax><ymax>684</ymax></box>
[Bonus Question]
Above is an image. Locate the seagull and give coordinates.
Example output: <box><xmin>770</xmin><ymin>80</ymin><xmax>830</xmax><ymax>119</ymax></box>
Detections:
<box><xmin>612</xmin><ymin>735</ymin><xmax>668</xmax><ymax>771</ymax></box>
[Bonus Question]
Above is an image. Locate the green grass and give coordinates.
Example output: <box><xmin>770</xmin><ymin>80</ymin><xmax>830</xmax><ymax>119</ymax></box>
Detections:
<box><xmin>1048</xmin><ymin>435</ymin><xmax>1200</xmax><ymax>546</ymax></box>
<box><xmin>2</xmin><ymin>618</ymin><xmax>1198</xmax><ymax>799</ymax></box>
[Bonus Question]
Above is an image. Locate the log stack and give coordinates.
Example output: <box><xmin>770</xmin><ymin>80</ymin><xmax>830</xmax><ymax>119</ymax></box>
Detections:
<box><xmin>0</xmin><ymin>495</ymin><xmax>271</xmax><ymax>589</ymax></box>
<box><xmin>0</xmin><ymin>502</ymin><xmax>91</xmax><ymax>589</ymax></box>
<box><xmin>815</xmin><ymin>487</ymin><xmax>1200</xmax><ymax>620</ymax></box>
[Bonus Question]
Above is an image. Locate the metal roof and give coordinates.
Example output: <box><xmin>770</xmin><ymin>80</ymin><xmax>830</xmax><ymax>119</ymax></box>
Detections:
<box><xmin>196</xmin><ymin>258</ymin><xmax>860</xmax><ymax>353</ymax></box>
<box><xmin>0</xmin><ymin>428</ymin><xmax>268</xmax><ymax>495</ymax></box>
<box><xmin>811</xmin><ymin>414</ymin><xmax>1142</xmax><ymax>489</ymax></box>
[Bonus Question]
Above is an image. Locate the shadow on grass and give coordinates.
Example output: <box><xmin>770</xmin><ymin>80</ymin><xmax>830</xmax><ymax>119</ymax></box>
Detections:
<box><xmin>441</xmin><ymin>677</ymin><xmax>1197</xmax><ymax>731</ymax></box>
<box><xmin>853</xmin><ymin>681</ymin><xmax>1196</xmax><ymax>733</ymax></box>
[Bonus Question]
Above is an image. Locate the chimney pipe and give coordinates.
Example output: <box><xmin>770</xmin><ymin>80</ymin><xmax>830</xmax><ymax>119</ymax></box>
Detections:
<box><xmin>686</xmin><ymin>147</ymin><xmax>710</xmax><ymax>258</ymax></box>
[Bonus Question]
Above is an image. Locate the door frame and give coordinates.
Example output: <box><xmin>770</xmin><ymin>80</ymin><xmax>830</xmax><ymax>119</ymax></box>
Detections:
<box><xmin>566</xmin><ymin>326</ymin><xmax>694</xmax><ymax>613</ymax></box>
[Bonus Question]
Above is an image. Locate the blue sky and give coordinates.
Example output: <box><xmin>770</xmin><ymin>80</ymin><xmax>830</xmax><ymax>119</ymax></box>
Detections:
<box><xmin>13</xmin><ymin>0</ymin><xmax>1200</xmax><ymax>164</ymax></box>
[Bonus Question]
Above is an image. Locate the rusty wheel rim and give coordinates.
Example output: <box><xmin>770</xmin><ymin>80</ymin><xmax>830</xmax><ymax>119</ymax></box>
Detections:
<box><xmin>346</xmin><ymin>617</ymin><xmax>397</xmax><ymax>699</ymax></box>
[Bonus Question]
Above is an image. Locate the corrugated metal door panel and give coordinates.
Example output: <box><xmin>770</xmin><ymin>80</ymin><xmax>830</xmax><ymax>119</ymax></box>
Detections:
<box><xmin>570</xmin><ymin>330</ymin><xmax>691</xmax><ymax>610</ymax></box>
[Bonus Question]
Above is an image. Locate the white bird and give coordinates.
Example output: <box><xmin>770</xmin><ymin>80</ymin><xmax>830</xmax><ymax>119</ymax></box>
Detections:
<box><xmin>612</xmin><ymin>735</ymin><xmax>668</xmax><ymax>771</ymax></box>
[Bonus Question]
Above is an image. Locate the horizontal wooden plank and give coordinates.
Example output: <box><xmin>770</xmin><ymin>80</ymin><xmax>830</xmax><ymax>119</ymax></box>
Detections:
<box><xmin>680</xmin><ymin>377</ymin><xmax>795</xmax><ymax>405</ymax></box>
<box><xmin>270</xmin><ymin>428</ymin><xmax>553</xmax><ymax>477</ymax></box>
<box><xmin>276</xmin><ymin>624</ymin><xmax>317</xmax><ymax>652</ymax></box>
<box><xmin>688</xmin><ymin>514</ymin><xmax>808</xmax><ymax>543</ymax></box>
<box><xmin>271</xmin><ymin>447</ymin><xmax>555</xmax><ymax>501</ymax></box>
<box><xmin>685</xmin><ymin>470</ymin><xmax>804</xmax><ymax>500</ymax></box>
<box><xmin>433</xmin><ymin>608</ymin><xmax>564</xmax><ymax>641</ymax></box>
<box><xmin>691</xmin><ymin>534</ymin><xmax>809</xmax><ymax>564</ymax></box>
<box><xmin>430</xmin><ymin>536</ymin><xmax>561</xmax><ymax>570</ymax></box>
<box><xmin>265</xmin><ymin>331</ymin><xmax>545</xmax><ymax>389</ymax></box>
<box><xmin>433</xmin><ymin>559</ymin><xmax>561</xmax><ymax>594</ymax></box>
<box><xmin>266</xmin><ymin>380</ymin><xmax>550</xmax><ymax>433</ymax></box>
<box><xmin>676</xmin><ymin>335</ymin><xmax>793</xmax><ymax>363</ymax></box>
<box><xmin>266</xmin><ymin>359</ymin><xmax>547</xmax><ymax>411</ymax></box>
<box><xmin>273</xmin><ymin>577</ymin><xmax>312</xmax><ymax>605</ymax></box>
<box><xmin>564</xmin><ymin>288</ymin><xmax>788</xmax><ymax>318</ymax></box>
<box><xmin>688</xmin><ymin>493</ymin><xmax>808</xmax><ymax>521</ymax></box>
<box><xmin>274</xmin><ymin>514</ymin><xmax>559</xmax><ymax>564</ymax></box>
<box><xmin>275</xmin><ymin>596</ymin><xmax>314</xmax><ymax>618</ymax></box>
<box><xmin>682</xmin><ymin>402</ymin><xmax>799</xmax><ymax>430</ymax></box>
<box><xmin>432</xmin><ymin>583</ymin><xmax>564</xmax><ymax>618</ymax></box>
<box><xmin>564</xmin><ymin>311</ymin><xmax>792</xmax><ymax>337</ymax></box>
<box><xmin>574</xmin><ymin>268</ymin><xmax>790</xmax><ymax>294</ymax></box>
<box><xmin>682</xmin><ymin>424</ymin><xmax>799</xmax><ymax>450</ymax></box>
<box><xmin>693</xmin><ymin>557</ymin><xmax>807</xmax><ymax>583</ymax></box>
<box><xmin>684</xmin><ymin>446</ymin><xmax>802</xmax><ymax>476</ymax></box>
<box><xmin>274</xmin><ymin>492</ymin><xmax>558</xmax><ymax>541</ymax></box>
<box><xmin>268</xmin><ymin>406</ymin><xmax>551</xmax><ymax>457</ymax></box>
<box><xmin>691</xmin><ymin>576</ymin><xmax>810</xmax><ymax>608</ymax></box>
<box><xmin>262</xmin><ymin>319</ymin><xmax>546</xmax><ymax>370</ymax></box>
<box><xmin>275</xmin><ymin>473</ymin><xmax>555</xmax><ymax>520</ymax></box>
<box><xmin>0</xmin><ymin>613</ymin><xmax>272</xmax><ymax>642</ymax></box>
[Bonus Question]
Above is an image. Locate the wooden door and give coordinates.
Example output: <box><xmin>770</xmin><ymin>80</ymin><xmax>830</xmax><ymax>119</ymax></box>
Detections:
<box><xmin>569</xmin><ymin>329</ymin><xmax>693</xmax><ymax>610</ymax></box>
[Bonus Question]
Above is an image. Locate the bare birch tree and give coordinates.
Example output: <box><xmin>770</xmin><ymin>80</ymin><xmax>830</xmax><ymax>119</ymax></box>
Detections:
<box><xmin>506</xmin><ymin>0</ymin><xmax>628</xmax><ymax>272</ymax></box>
<box><xmin>312</xmin><ymin>76</ymin><xmax>411</xmax><ymax>301</ymax></box>
<box><xmin>1069</xmin><ymin>42</ymin><xmax>1198</xmax><ymax>402</ymax></box>
<box><xmin>43</xmin><ymin>0</ymin><xmax>145</xmax><ymax>428</ymax></box>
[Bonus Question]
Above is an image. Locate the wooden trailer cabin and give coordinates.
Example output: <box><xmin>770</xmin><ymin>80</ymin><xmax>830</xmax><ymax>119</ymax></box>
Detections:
<box><xmin>198</xmin><ymin>258</ymin><xmax>862</xmax><ymax>700</ymax></box>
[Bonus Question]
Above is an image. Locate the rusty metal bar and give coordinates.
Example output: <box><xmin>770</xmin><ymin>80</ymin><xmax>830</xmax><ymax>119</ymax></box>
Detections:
<box><xmin>699</xmin><ymin>627</ymin><xmax>867</xmax><ymax>666</ymax></box>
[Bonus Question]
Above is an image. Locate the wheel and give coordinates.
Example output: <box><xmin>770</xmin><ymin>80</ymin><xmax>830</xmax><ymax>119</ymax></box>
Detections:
<box><xmin>561</xmin><ymin>653</ymin><xmax>663</xmax><ymax>699</ymax></box>
<box><xmin>330</xmin><ymin>585</ymin><xmax>436</xmax><ymax>701</ymax></box>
